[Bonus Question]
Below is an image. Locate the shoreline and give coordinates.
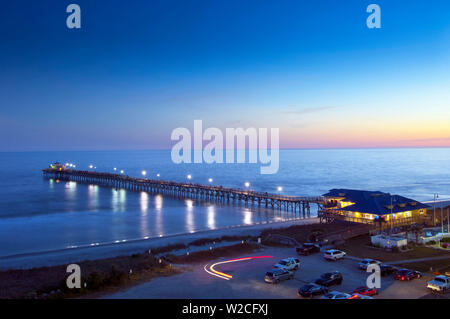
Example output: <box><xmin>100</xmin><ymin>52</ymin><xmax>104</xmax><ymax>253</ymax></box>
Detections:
<box><xmin>0</xmin><ymin>217</ymin><xmax>319</xmax><ymax>270</ymax></box>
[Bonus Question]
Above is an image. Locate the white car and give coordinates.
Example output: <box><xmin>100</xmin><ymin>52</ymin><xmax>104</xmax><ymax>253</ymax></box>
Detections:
<box><xmin>274</xmin><ymin>257</ymin><xmax>300</xmax><ymax>271</ymax></box>
<box><xmin>358</xmin><ymin>258</ymin><xmax>381</xmax><ymax>270</ymax></box>
<box><xmin>427</xmin><ymin>275</ymin><xmax>450</xmax><ymax>292</ymax></box>
<box><xmin>321</xmin><ymin>291</ymin><xmax>351</xmax><ymax>299</ymax></box>
<box><xmin>323</xmin><ymin>249</ymin><xmax>346</xmax><ymax>261</ymax></box>
<box><xmin>349</xmin><ymin>293</ymin><xmax>374</xmax><ymax>299</ymax></box>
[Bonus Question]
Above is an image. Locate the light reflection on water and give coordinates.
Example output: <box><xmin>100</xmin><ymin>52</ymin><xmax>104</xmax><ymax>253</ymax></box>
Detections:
<box><xmin>207</xmin><ymin>205</ymin><xmax>215</xmax><ymax>230</ymax></box>
<box><xmin>64</xmin><ymin>181</ymin><xmax>77</xmax><ymax>200</ymax></box>
<box><xmin>185</xmin><ymin>199</ymin><xmax>195</xmax><ymax>234</ymax></box>
<box><xmin>111</xmin><ymin>188</ymin><xmax>127</xmax><ymax>212</ymax></box>
<box><xmin>154</xmin><ymin>195</ymin><xmax>163</xmax><ymax>236</ymax></box>
<box><xmin>88</xmin><ymin>185</ymin><xmax>99</xmax><ymax>211</ymax></box>
<box><xmin>139</xmin><ymin>191</ymin><xmax>149</xmax><ymax>215</ymax></box>
<box><xmin>243</xmin><ymin>208</ymin><xmax>252</xmax><ymax>225</ymax></box>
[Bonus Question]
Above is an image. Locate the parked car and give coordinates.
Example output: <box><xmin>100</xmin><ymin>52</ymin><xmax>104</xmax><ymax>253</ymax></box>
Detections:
<box><xmin>380</xmin><ymin>264</ymin><xmax>396</xmax><ymax>276</ymax></box>
<box><xmin>358</xmin><ymin>258</ymin><xmax>381</xmax><ymax>270</ymax></box>
<box><xmin>347</xmin><ymin>293</ymin><xmax>374</xmax><ymax>299</ymax></box>
<box><xmin>315</xmin><ymin>271</ymin><xmax>343</xmax><ymax>286</ymax></box>
<box><xmin>323</xmin><ymin>249</ymin><xmax>346</xmax><ymax>261</ymax></box>
<box><xmin>274</xmin><ymin>257</ymin><xmax>300</xmax><ymax>271</ymax></box>
<box><xmin>427</xmin><ymin>275</ymin><xmax>450</xmax><ymax>292</ymax></box>
<box><xmin>351</xmin><ymin>286</ymin><xmax>378</xmax><ymax>296</ymax></box>
<box><xmin>296</xmin><ymin>243</ymin><xmax>321</xmax><ymax>256</ymax></box>
<box><xmin>394</xmin><ymin>269</ymin><xmax>422</xmax><ymax>281</ymax></box>
<box><xmin>298</xmin><ymin>283</ymin><xmax>329</xmax><ymax>298</ymax></box>
<box><xmin>265</xmin><ymin>269</ymin><xmax>294</xmax><ymax>284</ymax></box>
<box><xmin>321</xmin><ymin>291</ymin><xmax>351</xmax><ymax>299</ymax></box>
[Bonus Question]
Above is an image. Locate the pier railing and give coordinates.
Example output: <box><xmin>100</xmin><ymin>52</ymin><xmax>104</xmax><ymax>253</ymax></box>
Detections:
<box><xmin>43</xmin><ymin>168</ymin><xmax>324</xmax><ymax>216</ymax></box>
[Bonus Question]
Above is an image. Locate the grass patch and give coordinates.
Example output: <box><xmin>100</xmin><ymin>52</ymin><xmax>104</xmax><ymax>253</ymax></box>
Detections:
<box><xmin>150</xmin><ymin>243</ymin><xmax>187</xmax><ymax>255</ymax></box>
<box><xmin>396</xmin><ymin>259</ymin><xmax>450</xmax><ymax>273</ymax></box>
<box><xmin>259</xmin><ymin>221</ymin><xmax>359</xmax><ymax>243</ymax></box>
<box><xmin>0</xmin><ymin>252</ymin><xmax>180</xmax><ymax>299</ymax></box>
<box><xmin>336</xmin><ymin>235</ymin><xmax>448</xmax><ymax>262</ymax></box>
<box><xmin>165</xmin><ymin>243</ymin><xmax>261</xmax><ymax>264</ymax></box>
<box><xmin>188</xmin><ymin>235</ymin><xmax>255</xmax><ymax>247</ymax></box>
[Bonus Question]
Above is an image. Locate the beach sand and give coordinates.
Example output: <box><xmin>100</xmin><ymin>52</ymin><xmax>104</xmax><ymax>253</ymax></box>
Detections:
<box><xmin>0</xmin><ymin>218</ymin><xmax>319</xmax><ymax>270</ymax></box>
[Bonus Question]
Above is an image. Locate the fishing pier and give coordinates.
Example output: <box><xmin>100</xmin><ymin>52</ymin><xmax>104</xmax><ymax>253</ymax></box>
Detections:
<box><xmin>43</xmin><ymin>168</ymin><xmax>324</xmax><ymax>217</ymax></box>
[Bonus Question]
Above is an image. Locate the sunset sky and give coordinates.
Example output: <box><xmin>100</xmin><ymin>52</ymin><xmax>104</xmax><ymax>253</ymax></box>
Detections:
<box><xmin>0</xmin><ymin>0</ymin><xmax>449</xmax><ymax>151</ymax></box>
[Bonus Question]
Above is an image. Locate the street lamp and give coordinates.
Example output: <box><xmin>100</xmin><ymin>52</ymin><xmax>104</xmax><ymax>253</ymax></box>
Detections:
<box><xmin>113</xmin><ymin>167</ymin><xmax>117</xmax><ymax>171</ymax></box>
<box><xmin>142</xmin><ymin>170</ymin><xmax>147</xmax><ymax>177</ymax></box>
<box><xmin>208</xmin><ymin>178</ymin><xmax>213</xmax><ymax>183</ymax></box>
<box><xmin>277</xmin><ymin>186</ymin><xmax>283</xmax><ymax>192</ymax></box>
<box><xmin>120</xmin><ymin>170</ymin><xmax>124</xmax><ymax>174</ymax></box>
<box><xmin>187</xmin><ymin>174</ymin><xmax>192</xmax><ymax>180</ymax></box>
<box><xmin>157</xmin><ymin>173</ymin><xmax>160</xmax><ymax>178</ymax></box>
<box><xmin>89</xmin><ymin>164</ymin><xmax>94</xmax><ymax>169</ymax></box>
<box><xmin>244</xmin><ymin>182</ymin><xmax>250</xmax><ymax>188</ymax></box>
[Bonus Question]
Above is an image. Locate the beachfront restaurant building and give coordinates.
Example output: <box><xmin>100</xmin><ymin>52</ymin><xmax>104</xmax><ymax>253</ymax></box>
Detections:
<box><xmin>319</xmin><ymin>189</ymin><xmax>429</xmax><ymax>228</ymax></box>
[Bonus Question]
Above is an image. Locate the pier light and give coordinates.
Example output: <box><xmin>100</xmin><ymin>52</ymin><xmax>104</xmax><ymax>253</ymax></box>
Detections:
<box><xmin>142</xmin><ymin>170</ymin><xmax>147</xmax><ymax>176</ymax></box>
<box><xmin>244</xmin><ymin>182</ymin><xmax>250</xmax><ymax>188</ymax></box>
<box><xmin>187</xmin><ymin>174</ymin><xmax>192</xmax><ymax>180</ymax></box>
<box><xmin>73</xmin><ymin>165</ymin><xmax>76</xmax><ymax>168</ymax></box>
<box><xmin>120</xmin><ymin>170</ymin><xmax>124</xmax><ymax>174</ymax></box>
<box><xmin>277</xmin><ymin>186</ymin><xmax>283</xmax><ymax>192</ymax></box>
<box><xmin>208</xmin><ymin>178</ymin><xmax>213</xmax><ymax>183</ymax></box>
<box><xmin>156</xmin><ymin>173</ymin><xmax>160</xmax><ymax>177</ymax></box>
<box><xmin>89</xmin><ymin>165</ymin><xmax>93</xmax><ymax>169</ymax></box>
<box><xmin>113</xmin><ymin>168</ymin><xmax>117</xmax><ymax>171</ymax></box>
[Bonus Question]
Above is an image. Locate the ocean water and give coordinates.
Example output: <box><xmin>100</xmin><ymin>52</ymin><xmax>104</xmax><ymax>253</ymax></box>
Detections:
<box><xmin>0</xmin><ymin>148</ymin><xmax>449</xmax><ymax>258</ymax></box>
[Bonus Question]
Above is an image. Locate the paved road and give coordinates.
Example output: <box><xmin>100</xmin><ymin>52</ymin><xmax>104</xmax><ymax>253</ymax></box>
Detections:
<box><xmin>104</xmin><ymin>247</ymin><xmax>437</xmax><ymax>299</ymax></box>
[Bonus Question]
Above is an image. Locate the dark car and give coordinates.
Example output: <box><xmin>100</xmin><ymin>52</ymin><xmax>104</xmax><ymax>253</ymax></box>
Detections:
<box><xmin>296</xmin><ymin>243</ymin><xmax>321</xmax><ymax>256</ymax></box>
<box><xmin>315</xmin><ymin>271</ymin><xmax>343</xmax><ymax>287</ymax></box>
<box><xmin>380</xmin><ymin>264</ymin><xmax>396</xmax><ymax>276</ymax></box>
<box><xmin>394</xmin><ymin>269</ymin><xmax>422</xmax><ymax>281</ymax></box>
<box><xmin>298</xmin><ymin>283</ymin><xmax>328</xmax><ymax>298</ymax></box>
<box><xmin>352</xmin><ymin>286</ymin><xmax>378</xmax><ymax>296</ymax></box>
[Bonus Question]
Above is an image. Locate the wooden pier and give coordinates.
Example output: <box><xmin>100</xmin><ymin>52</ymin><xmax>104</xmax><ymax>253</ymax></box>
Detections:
<box><xmin>43</xmin><ymin>168</ymin><xmax>324</xmax><ymax>217</ymax></box>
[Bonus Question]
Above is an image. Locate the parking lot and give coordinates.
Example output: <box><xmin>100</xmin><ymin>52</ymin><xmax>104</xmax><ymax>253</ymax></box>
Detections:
<box><xmin>105</xmin><ymin>246</ymin><xmax>439</xmax><ymax>299</ymax></box>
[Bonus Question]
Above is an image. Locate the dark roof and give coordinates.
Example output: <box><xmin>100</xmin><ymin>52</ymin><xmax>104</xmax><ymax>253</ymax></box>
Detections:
<box><xmin>323</xmin><ymin>189</ymin><xmax>430</xmax><ymax>216</ymax></box>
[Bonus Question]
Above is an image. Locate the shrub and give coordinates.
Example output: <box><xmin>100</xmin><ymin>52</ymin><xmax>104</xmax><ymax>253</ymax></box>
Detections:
<box><xmin>150</xmin><ymin>243</ymin><xmax>187</xmax><ymax>255</ymax></box>
<box><xmin>106</xmin><ymin>266</ymin><xmax>127</xmax><ymax>286</ymax></box>
<box><xmin>86</xmin><ymin>272</ymin><xmax>107</xmax><ymax>290</ymax></box>
<box><xmin>441</xmin><ymin>237</ymin><xmax>450</xmax><ymax>243</ymax></box>
<box><xmin>426</xmin><ymin>240</ymin><xmax>437</xmax><ymax>245</ymax></box>
<box><xmin>189</xmin><ymin>238</ymin><xmax>216</xmax><ymax>246</ymax></box>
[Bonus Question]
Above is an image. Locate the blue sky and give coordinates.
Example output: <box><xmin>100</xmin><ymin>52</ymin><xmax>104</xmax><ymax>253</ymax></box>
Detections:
<box><xmin>0</xmin><ymin>0</ymin><xmax>449</xmax><ymax>151</ymax></box>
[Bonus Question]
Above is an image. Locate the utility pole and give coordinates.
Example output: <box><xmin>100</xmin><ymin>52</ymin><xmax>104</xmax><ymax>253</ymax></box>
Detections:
<box><xmin>447</xmin><ymin>206</ymin><xmax>449</xmax><ymax>234</ymax></box>
<box><xmin>433</xmin><ymin>193</ymin><xmax>439</xmax><ymax>227</ymax></box>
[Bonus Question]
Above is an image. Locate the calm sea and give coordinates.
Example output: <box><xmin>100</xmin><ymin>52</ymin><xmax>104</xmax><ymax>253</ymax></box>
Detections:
<box><xmin>0</xmin><ymin>148</ymin><xmax>449</xmax><ymax>257</ymax></box>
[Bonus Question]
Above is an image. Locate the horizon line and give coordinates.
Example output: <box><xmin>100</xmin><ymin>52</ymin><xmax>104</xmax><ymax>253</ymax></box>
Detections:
<box><xmin>1</xmin><ymin>146</ymin><xmax>450</xmax><ymax>153</ymax></box>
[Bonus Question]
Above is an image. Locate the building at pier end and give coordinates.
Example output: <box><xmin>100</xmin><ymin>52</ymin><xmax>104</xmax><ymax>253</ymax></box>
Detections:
<box><xmin>319</xmin><ymin>189</ymin><xmax>430</xmax><ymax>228</ymax></box>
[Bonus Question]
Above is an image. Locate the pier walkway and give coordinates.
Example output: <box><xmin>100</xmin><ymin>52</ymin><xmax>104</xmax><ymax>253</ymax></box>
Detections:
<box><xmin>42</xmin><ymin>168</ymin><xmax>324</xmax><ymax>216</ymax></box>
